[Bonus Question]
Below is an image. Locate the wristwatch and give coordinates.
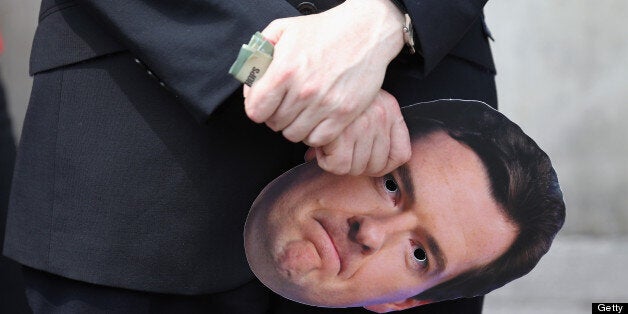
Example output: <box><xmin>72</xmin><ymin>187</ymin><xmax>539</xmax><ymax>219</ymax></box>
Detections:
<box><xmin>389</xmin><ymin>0</ymin><xmax>416</xmax><ymax>54</ymax></box>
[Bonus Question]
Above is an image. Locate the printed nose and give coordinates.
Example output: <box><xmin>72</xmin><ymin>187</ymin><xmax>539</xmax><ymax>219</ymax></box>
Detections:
<box><xmin>348</xmin><ymin>216</ymin><xmax>387</xmax><ymax>254</ymax></box>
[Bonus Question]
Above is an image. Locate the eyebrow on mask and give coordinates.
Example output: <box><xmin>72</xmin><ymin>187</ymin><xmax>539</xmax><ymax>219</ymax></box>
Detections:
<box><xmin>396</xmin><ymin>164</ymin><xmax>416</xmax><ymax>207</ymax></box>
<box><xmin>426</xmin><ymin>234</ymin><xmax>446</xmax><ymax>274</ymax></box>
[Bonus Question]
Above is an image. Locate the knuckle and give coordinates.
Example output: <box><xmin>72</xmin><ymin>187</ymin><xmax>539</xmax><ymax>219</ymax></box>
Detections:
<box><xmin>356</xmin><ymin>114</ymin><xmax>371</xmax><ymax>131</ymax></box>
<box><xmin>379</xmin><ymin>91</ymin><xmax>398</xmax><ymax>106</ymax></box>
<box><xmin>349</xmin><ymin>163</ymin><xmax>367</xmax><ymax>176</ymax></box>
<box><xmin>265</xmin><ymin>20</ymin><xmax>278</xmax><ymax>30</ymax></box>
<box><xmin>307</xmin><ymin>131</ymin><xmax>336</xmax><ymax>147</ymax></box>
<box><xmin>321</xmin><ymin>153</ymin><xmax>351</xmax><ymax>175</ymax></box>
<box><xmin>302</xmin><ymin>137</ymin><xmax>315</xmax><ymax>147</ymax></box>
<box><xmin>371</xmin><ymin>103</ymin><xmax>388</xmax><ymax>123</ymax></box>
<box><xmin>282</xmin><ymin>128</ymin><xmax>304</xmax><ymax>143</ymax></box>
<box><xmin>264</xmin><ymin>19</ymin><xmax>285</xmax><ymax>34</ymax></box>
<box><xmin>277</xmin><ymin>67</ymin><xmax>295</xmax><ymax>83</ymax></box>
<box><xmin>296</xmin><ymin>83</ymin><xmax>319</xmax><ymax>102</ymax></box>
<box><xmin>397</xmin><ymin>136</ymin><xmax>412</xmax><ymax>163</ymax></box>
<box><xmin>317</xmin><ymin>95</ymin><xmax>336</xmax><ymax>112</ymax></box>
<box><xmin>367</xmin><ymin>153</ymin><xmax>386</xmax><ymax>171</ymax></box>
<box><xmin>392</xmin><ymin>145</ymin><xmax>412</xmax><ymax>165</ymax></box>
<box><xmin>346</xmin><ymin>115</ymin><xmax>369</xmax><ymax>136</ymax></box>
<box><xmin>334</xmin><ymin>102</ymin><xmax>357</xmax><ymax>119</ymax></box>
<box><xmin>265</xmin><ymin>119</ymin><xmax>282</xmax><ymax>132</ymax></box>
<box><xmin>401</xmin><ymin>144</ymin><xmax>412</xmax><ymax>161</ymax></box>
<box><xmin>245</xmin><ymin>104</ymin><xmax>263</xmax><ymax>123</ymax></box>
<box><xmin>330</xmin><ymin>162</ymin><xmax>351</xmax><ymax>176</ymax></box>
<box><xmin>320</xmin><ymin>94</ymin><xmax>350</xmax><ymax>117</ymax></box>
<box><xmin>366</xmin><ymin>164</ymin><xmax>385</xmax><ymax>177</ymax></box>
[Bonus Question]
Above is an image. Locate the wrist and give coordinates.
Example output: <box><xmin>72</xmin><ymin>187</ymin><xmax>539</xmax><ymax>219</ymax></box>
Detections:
<box><xmin>341</xmin><ymin>0</ymin><xmax>406</xmax><ymax>61</ymax></box>
<box><xmin>386</xmin><ymin>0</ymin><xmax>416</xmax><ymax>55</ymax></box>
<box><xmin>388</xmin><ymin>0</ymin><xmax>407</xmax><ymax>14</ymax></box>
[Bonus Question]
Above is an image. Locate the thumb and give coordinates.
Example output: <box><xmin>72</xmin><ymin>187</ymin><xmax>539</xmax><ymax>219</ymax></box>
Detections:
<box><xmin>304</xmin><ymin>147</ymin><xmax>317</xmax><ymax>162</ymax></box>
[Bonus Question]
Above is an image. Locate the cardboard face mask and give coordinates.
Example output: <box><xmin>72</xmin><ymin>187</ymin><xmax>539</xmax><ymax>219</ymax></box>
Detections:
<box><xmin>244</xmin><ymin>99</ymin><xmax>565</xmax><ymax>310</ymax></box>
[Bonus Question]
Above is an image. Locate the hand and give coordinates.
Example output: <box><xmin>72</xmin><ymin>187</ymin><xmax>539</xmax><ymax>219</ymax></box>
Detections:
<box><xmin>244</xmin><ymin>0</ymin><xmax>405</xmax><ymax>148</ymax></box>
<box><xmin>307</xmin><ymin>89</ymin><xmax>411</xmax><ymax>176</ymax></box>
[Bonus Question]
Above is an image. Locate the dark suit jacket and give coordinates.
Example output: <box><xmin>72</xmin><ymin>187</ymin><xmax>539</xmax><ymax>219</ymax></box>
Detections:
<box><xmin>4</xmin><ymin>0</ymin><xmax>496</xmax><ymax>301</ymax></box>
<box><xmin>0</xmin><ymin>72</ymin><xmax>30</xmax><ymax>314</ymax></box>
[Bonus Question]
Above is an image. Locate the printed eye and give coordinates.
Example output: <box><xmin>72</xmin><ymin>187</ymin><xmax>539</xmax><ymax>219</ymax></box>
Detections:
<box><xmin>413</xmin><ymin>247</ymin><xmax>428</xmax><ymax>266</ymax></box>
<box><xmin>384</xmin><ymin>177</ymin><xmax>398</xmax><ymax>193</ymax></box>
<box><xmin>384</xmin><ymin>179</ymin><xmax>399</xmax><ymax>193</ymax></box>
<box><xmin>381</xmin><ymin>174</ymin><xmax>401</xmax><ymax>205</ymax></box>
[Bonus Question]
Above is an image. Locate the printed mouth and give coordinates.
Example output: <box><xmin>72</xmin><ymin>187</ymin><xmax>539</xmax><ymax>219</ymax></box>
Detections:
<box><xmin>316</xmin><ymin>218</ymin><xmax>343</xmax><ymax>275</ymax></box>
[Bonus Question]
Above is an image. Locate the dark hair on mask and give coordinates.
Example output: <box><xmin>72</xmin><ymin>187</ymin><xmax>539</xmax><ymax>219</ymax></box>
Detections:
<box><xmin>401</xmin><ymin>100</ymin><xmax>565</xmax><ymax>302</ymax></box>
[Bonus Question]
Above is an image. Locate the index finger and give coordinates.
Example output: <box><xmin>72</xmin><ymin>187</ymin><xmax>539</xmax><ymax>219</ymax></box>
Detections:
<box><xmin>243</xmin><ymin>56</ymin><xmax>289</xmax><ymax>124</ymax></box>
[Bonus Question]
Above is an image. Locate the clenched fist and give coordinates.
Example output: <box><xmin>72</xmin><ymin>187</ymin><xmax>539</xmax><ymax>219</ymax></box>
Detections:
<box><xmin>245</xmin><ymin>0</ymin><xmax>409</xmax><ymax>175</ymax></box>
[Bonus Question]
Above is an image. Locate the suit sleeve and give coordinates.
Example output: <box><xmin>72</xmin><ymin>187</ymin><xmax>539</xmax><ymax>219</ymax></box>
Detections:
<box><xmin>74</xmin><ymin>1</ymin><xmax>299</xmax><ymax>123</ymax></box>
<box><xmin>400</xmin><ymin>0</ymin><xmax>488</xmax><ymax>75</ymax></box>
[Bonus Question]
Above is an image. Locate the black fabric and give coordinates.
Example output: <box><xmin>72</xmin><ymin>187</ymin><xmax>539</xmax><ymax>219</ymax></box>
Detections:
<box><xmin>23</xmin><ymin>266</ymin><xmax>484</xmax><ymax>314</ymax></box>
<box><xmin>29</xmin><ymin>0</ymin><xmax>494</xmax><ymax>122</ymax></box>
<box><xmin>6</xmin><ymin>0</ymin><xmax>496</xmax><ymax>313</ymax></box>
<box><xmin>23</xmin><ymin>267</ymin><xmax>270</xmax><ymax>314</ymax></box>
<box><xmin>271</xmin><ymin>295</ymin><xmax>484</xmax><ymax>314</ymax></box>
<box><xmin>72</xmin><ymin>0</ymin><xmax>300</xmax><ymax>123</ymax></box>
<box><xmin>385</xmin><ymin>53</ymin><xmax>497</xmax><ymax>109</ymax></box>
<box><xmin>284</xmin><ymin>0</ymin><xmax>344</xmax><ymax>13</ymax></box>
<box><xmin>401</xmin><ymin>0</ymin><xmax>491</xmax><ymax>74</ymax></box>
<box><xmin>0</xmin><ymin>76</ymin><xmax>31</xmax><ymax>314</ymax></box>
<box><xmin>29</xmin><ymin>2</ymin><xmax>126</xmax><ymax>75</ymax></box>
<box><xmin>5</xmin><ymin>52</ymin><xmax>306</xmax><ymax>295</ymax></box>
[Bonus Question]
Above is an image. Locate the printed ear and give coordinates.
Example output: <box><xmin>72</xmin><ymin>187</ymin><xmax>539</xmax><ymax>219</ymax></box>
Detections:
<box><xmin>364</xmin><ymin>298</ymin><xmax>432</xmax><ymax>313</ymax></box>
